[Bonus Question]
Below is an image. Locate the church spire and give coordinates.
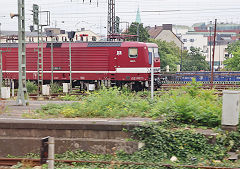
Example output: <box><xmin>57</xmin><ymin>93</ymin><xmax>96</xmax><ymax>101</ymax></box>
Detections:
<box><xmin>136</xmin><ymin>7</ymin><xmax>141</xmax><ymax>24</ymax></box>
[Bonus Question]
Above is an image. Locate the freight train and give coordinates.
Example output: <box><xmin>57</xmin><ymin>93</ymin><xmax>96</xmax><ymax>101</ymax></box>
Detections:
<box><xmin>0</xmin><ymin>41</ymin><xmax>161</xmax><ymax>91</ymax></box>
<box><xmin>162</xmin><ymin>71</ymin><xmax>240</xmax><ymax>83</ymax></box>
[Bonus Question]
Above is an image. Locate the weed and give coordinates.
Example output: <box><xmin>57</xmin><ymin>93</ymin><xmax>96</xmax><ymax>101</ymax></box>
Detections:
<box><xmin>50</xmin><ymin>82</ymin><xmax>63</xmax><ymax>93</ymax></box>
<box><xmin>26</xmin><ymin>81</ymin><xmax>38</xmax><ymax>93</ymax></box>
<box><xmin>26</xmin><ymin>82</ymin><xmax>222</xmax><ymax>127</ymax></box>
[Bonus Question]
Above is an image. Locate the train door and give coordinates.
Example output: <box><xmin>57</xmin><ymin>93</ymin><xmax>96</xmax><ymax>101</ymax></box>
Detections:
<box><xmin>115</xmin><ymin>47</ymin><xmax>140</xmax><ymax>79</ymax></box>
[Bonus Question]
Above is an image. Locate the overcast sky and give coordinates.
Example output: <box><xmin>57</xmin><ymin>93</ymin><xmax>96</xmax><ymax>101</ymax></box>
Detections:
<box><xmin>1</xmin><ymin>0</ymin><xmax>240</xmax><ymax>35</ymax></box>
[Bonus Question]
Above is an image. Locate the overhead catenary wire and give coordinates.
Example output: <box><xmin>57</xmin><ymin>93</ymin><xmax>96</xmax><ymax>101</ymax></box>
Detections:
<box><xmin>1</xmin><ymin>0</ymin><xmax>240</xmax><ymax>33</ymax></box>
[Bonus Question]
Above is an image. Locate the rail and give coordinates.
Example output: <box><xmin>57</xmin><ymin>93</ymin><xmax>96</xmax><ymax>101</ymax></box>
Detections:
<box><xmin>0</xmin><ymin>158</ymin><xmax>239</xmax><ymax>169</ymax></box>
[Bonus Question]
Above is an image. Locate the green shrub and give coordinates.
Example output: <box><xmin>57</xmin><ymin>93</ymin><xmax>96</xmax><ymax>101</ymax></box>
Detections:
<box><xmin>30</xmin><ymin>82</ymin><xmax>222</xmax><ymax>127</ymax></box>
<box><xmin>149</xmin><ymin>81</ymin><xmax>222</xmax><ymax>127</ymax></box>
<box><xmin>26</xmin><ymin>81</ymin><xmax>38</xmax><ymax>93</ymax></box>
<box><xmin>60</xmin><ymin>94</ymin><xmax>82</xmax><ymax>101</ymax></box>
<box><xmin>131</xmin><ymin>124</ymin><xmax>227</xmax><ymax>162</ymax></box>
<box><xmin>50</xmin><ymin>83</ymin><xmax>63</xmax><ymax>93</ymax></box>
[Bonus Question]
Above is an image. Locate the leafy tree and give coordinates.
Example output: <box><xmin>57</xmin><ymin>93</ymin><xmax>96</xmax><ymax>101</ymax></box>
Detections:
<box><xmin>226</xmin><ymin>40</ymin><xmax>240</xmax><ymax>54</ymax></box>
<box><xmin>223</xmin><ymin>40</ymin><xmax>240</xmax><ymax>71</ymax></box>
<box><xmin>224</xmin><ymin>49</ymin><xmax>240</xmax><ymax>71</ymax></box>
<box><xmin>127</xmin><ymin>22</ymin><xmax>149</xmax><ymax>42</ymax></box>
<box><xmin>149</xmin><ymin>39</ymin><xmax>181</xmax><ymax>71</ymax></box>
<box><xmin>182</xmin><ymin>47</ymin><xmax>209</xmax><ymax>71</ymax></box>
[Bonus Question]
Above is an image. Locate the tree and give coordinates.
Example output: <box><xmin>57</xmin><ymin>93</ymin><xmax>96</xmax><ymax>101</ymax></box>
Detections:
<box><xmin>127</xmin><ymin>22</ymin><xmax>149</xmax><ymax>42</ymax></box>
<box><xmin>226</xmin><ymin>40</ymin><xmax>240</xmax><ymax>54</ymax></box>
<box><xmin>223</xmin><ymin>40</ymin><xmax>240</xmax><ymax>70</ymax></box>
<box><xmin>149</xmin><ymin>39</ymin><xmax>182</xmax><ymax>71</ymax></box>
<box><xmin>223</xmin><ymin>49</ymin><xmax>240</xmax><ymax>71</ymax></box>
<box><xmin>182</xmin><ymin>47</ymin><xmax>209</xmax><ymax>71</ymax></box>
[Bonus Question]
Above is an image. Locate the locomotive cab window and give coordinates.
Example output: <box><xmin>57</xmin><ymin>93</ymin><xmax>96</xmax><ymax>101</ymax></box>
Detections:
<box><xmin>128</xmin><ymin>48</ymin><xmax>138</xmax><ymax>58</ymax></box>
<box><xmin>148</xmin><ymin>48</ymin><xmax>159</xmax><ymax>58</ymax></box>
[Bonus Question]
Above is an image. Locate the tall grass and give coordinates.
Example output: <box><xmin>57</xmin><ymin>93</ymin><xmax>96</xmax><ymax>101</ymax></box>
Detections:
<box><xmin>32</xmin><ymin>82</ymin><xmax>222</xmax><ymax>127</ymax></box>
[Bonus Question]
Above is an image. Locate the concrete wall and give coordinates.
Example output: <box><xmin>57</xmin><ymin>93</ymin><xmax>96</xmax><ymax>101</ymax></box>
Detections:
<box><xmin>0</xmin><ymin>119</ymin><xmax>143</xmax><ymax>157</ymax></box>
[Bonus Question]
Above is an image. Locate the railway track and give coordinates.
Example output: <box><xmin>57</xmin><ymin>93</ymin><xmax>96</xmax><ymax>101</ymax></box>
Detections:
<box><xmin>160</xmin><ymin>83</ymin><xmax>240</xmax><ymax>91</ymax></box>
<box><xmin>0</xmin><ymin>158</ymin><xmax>239</xmax><ymax>169</ymax></box>
<box><xmin>20</xmin><ymin>83</ymin><xmax>240</xmax><ymax>100</ymax></box>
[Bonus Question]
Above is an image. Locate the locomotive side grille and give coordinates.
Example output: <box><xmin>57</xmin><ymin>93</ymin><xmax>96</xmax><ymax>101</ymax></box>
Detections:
<box><xmin>72</xmin><ymin>48</ymin><xmax>109</xmax><ymax>71</ymax></box>
<box><xmin>88</xmin><ymin>42</ymin><xmax>121</xmax><ymax>47</ymax></box>
<box><xmin>5</xmin><ymin>50</ymin><xmax>18</xmax><ymax>70</ymax></box>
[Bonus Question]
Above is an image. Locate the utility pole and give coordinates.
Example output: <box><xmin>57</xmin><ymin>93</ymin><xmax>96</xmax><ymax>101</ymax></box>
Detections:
<box><xmin>151</xmin><ymin>49</ymin><xmax>154</xmax><ymax>100</ymax></box>
<box><xmin>0</xmin><ymin>23</ymin><xmax>1</xmax><ymax>43</ymax></box>
<box><xmin>68</xmin><ymin>31</ymin><xmax>75</xmax><ymax>93</ymax></box>
<box><xmin>107</xmin><ymin>0</ymin><xmax>115</xmax><ymax>41</ymax></box>
<box><xmin>0</xmin><ymin>50</ymin><xmax>8</xmax><ymax>97</ymax></box>
<box><xmin>46</xmin><ymin>30</ymin><xmax>54</xmax><ymax>84</ymax></box>
<box><xmin>211</xmin><ymin>19</ymin><xmax>217</xmax><ymax>89</ymax></box>
<box><xmin>51</xmin><ymin>36</ymin><xmax>53</xmax><ymax>84</ymax></box>
<box><xmin>137</xmin><ymin>23</ymin><xmax>140</xmax><ymax>42</ymax></box>
<box><xmin>181</xmin><ymin>42</ymin><xmax>183</xmax><ymax>71</ymax></box>
<box><xmin>0</xmin><ymin>23</ymin><xmax>2</xmax><ymax>97</ymax></box>
<box><xmin>209</xmin><ymin>21</ymin><xmax>212</xmax><ymax>71</ymax></box>
<box><xmin>11</xmin><ymin>0</ymin><xmax>28</xmax><ymax>106</ymax></box>
<box><xmin>69</xmin><ymin>41</ymin><xmax>72</xmax><ymax>92</ymax></box>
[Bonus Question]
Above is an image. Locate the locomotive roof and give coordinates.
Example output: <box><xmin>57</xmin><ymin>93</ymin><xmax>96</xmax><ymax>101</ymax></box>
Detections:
<box><xmin>0</xmin><ymin>41</ymin><xmax>157</xmax><ymax>48</ymax></box>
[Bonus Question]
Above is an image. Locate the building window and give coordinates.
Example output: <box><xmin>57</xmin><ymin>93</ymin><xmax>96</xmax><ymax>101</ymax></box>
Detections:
<box><xmin>190</xmin><ymin>39</ymin><xmax>194</xmax><ymax>42</ymax></box>
<box><xmin>128</xmin><ymin>48</ymin><xmax>138</xmax><ymax>58</ymax></box>
<box><xmin>183</xmin><ymin>39</ymin><xmax>187</xmax><ymax>42</ymax></box>
<box><xmin>183</xmin><ymin>47</ymin><xmax>187</xmax><ymax>50</ymax></box>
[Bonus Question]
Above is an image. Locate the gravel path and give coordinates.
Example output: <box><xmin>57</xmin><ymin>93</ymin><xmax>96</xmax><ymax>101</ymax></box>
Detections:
<box><xmin>0</xmin><ymin>100</ymin><xmax>78</xmax><ymax>119</ymax></box>
<box><xmin>0</xmin><ymin>100</ymin><xmax>158</xmax><ymax>124</ymax></box>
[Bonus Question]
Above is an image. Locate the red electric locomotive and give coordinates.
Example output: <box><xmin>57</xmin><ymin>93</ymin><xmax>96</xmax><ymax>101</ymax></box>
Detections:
<box><xmin>0</xmin><ymin>41</ymin><xmax>161</xmax><ymax>91</ymax></box>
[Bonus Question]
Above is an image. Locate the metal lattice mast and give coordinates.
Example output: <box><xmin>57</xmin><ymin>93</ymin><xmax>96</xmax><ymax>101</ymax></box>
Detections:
<box><xmin>107</xmin><ymin>0</ymin><xmax>115</xmax><ymax>41</ymax></box>
<box><xmin>32</xmin><ymin>4</ymin><xmax>50</xmax><ymax>95</ymax></box>
<box><xmin>32</xmin><ymin>4</ymin><xmax>43</xmax><ymax>95</ymax></box>
<box><xmin>16</xmin><ymin>0</ymin><xmax>28</xmax><ymax>105</ymax></box>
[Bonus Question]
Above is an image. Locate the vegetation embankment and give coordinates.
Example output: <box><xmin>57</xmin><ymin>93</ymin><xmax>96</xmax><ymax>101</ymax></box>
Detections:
<box><xmin>13</xmin><ymin>124</ymin><xmax>240</xmax><ymax>168</ymax></box>
<box><xmin>20</xmin><ymin>80</ymin><xmax>240</xmax><ymax>168</ymax></box>
<box><xmin>25</xmin><ymin>80</ymin><xmax>221</xmax><ymax>128</ymax></box>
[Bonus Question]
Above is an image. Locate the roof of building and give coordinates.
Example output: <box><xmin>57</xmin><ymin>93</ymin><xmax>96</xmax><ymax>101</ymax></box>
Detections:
<box><xmin>147</xmin><ymin>26</ymin><xmax>163</xmax><ymax>39</ymax></box>
<box><xmin>1</xmin><ymin>31</ymin><xmax>46</xmax><ymax>37</ymax></box>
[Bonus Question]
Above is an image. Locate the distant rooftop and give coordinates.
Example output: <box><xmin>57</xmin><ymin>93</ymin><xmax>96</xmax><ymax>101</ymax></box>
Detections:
<box><xmin>1</xmin><ymin>31</ymin><xmax>45</xmax><ymax>37</ymax></box>
<box><xmin>147</xmin><ymin>26</ymin><xmax>163</xmax><ymax>39</ymax></box>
